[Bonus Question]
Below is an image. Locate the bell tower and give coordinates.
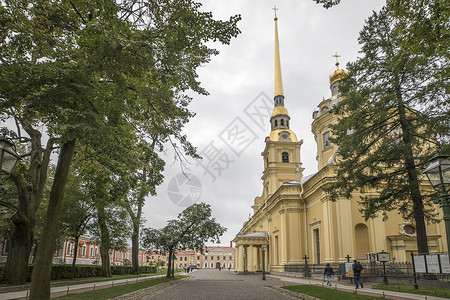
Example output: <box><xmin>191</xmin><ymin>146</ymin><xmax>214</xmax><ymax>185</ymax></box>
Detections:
<box><xmin>311</xmin><ymin>53</ymin><xmax>348</xmax><ymax>170</ymax></box>
<box><xmin>255</xmin><ymin>8</ymin><xmax>304</xmax><ymax>209</ymax></box>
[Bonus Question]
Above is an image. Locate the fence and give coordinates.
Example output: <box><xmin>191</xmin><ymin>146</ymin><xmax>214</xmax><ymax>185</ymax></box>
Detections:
<box><xmin>284</xmin><ymin>261</ymin><xmax>450</xmax><ymax>281</ymax></box>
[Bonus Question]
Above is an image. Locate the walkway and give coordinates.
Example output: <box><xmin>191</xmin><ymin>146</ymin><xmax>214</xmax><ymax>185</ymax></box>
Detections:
<box><xmin>141</xmin><ymin>269</ymin><xmax>294</xmax><ymax>300</ymax></box>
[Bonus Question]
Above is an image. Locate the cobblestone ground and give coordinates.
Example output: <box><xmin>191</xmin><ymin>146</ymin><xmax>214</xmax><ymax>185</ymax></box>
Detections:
<box><xmin>134</xmin><ymin>269</ymin><xmax>297</xmax><ymax>300</ymax></box>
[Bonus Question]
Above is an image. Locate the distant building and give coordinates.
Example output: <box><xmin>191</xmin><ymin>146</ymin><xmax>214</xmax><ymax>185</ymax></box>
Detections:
<box><xmin>173</xmin><ymin>246</ymin><xmax>235</xmax><ymax>269</ymax></box>
<box><xmin>0</xmin><ymin>237</ymin><xmax>149</xmax><ymax>266</ymax></box>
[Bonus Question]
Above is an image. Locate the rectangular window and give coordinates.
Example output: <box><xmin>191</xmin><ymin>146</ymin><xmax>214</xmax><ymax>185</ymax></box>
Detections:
<box><xmin>90</xmin><ymin>247</ymin><xmax>93</xmax><ymax>257</ymax></box>
<box><xmin>323</xmin><ymin>131</ymin><xmax>331</xmax><ymax>149</ymax></box>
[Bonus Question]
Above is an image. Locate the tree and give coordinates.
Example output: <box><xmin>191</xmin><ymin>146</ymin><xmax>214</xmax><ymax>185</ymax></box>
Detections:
<box><xmin>325</xmin><ymin>7</ymin><xmax>449</xmax><ymax>254</ymax></box>
<box><xmin>121</xmin><ymin>146</ymin><xmax>164</xmax><ymax>275</ymax></box>
<box><xmin>142</xmin><ymin>203</ymin><xmax>226</xmax><ymax>278</ymax></box>
<box><xmin>59</xmin><ymin>173</ymin><xmax>94</xmax><ymax>278</ymax></box>
<box><xmin>1</xmin><ymin>0</ymin><xmax>240</xmax><ymax>297</ymax></box>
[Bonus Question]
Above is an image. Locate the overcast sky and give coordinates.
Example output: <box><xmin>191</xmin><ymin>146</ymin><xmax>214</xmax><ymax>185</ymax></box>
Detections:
<box><xmin>144</xmin><ymin>0</ymin><xmax>386</xmax><ymax>247</ymax></box>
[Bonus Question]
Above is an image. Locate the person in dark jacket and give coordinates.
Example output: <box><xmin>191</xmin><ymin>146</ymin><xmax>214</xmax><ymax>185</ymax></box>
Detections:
<box><xmin>323</xmin><ymin>263</ymin><xmax>334</xmax><ymax>286</ymax></box>
<box><xmin>352</xmin><ymin>259</ymin><xmax>364</xmax><ymax>289</ymax></box>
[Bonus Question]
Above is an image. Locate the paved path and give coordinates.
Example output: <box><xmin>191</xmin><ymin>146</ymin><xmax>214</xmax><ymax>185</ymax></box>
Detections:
<box><xmin>141</xmin><ymin>269</ymin><xmax>294</xmax><ymax>300</ymax></box>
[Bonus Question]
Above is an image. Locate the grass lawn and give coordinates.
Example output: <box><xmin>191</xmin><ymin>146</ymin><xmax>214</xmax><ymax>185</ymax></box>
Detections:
<box><xmin>373</xmin><ymin>284</ymin><xmax>450</xmax><ymax>299</ymax></box>
<box><xmin>55</xmin><ymin>275</ymin><xmax>187</xmax><ymax>299</ymax></box>
<box><xmin>282</xmin><ymin>285</ymin><xmax>384</xmax><ymax>300</ymax></box>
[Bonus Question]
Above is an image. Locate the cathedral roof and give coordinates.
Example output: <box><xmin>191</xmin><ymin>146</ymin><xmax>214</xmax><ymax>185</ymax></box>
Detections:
<box><xmin>271</xmin><ymin>105</ymin><xmax>289</xmax><ymax>116</ymax></box>
<box><xmin>269</xmin><ymin>129</ymin><xmax>298</xmax><ymax>142</ymax></box>
<box><xmin>236</xmin><ymin>232</ymin><xmax>269</xmax><ymax>238</ymax></box>
<box><xmin>329</xmin><ymin>59</ymin><xmax>348</xmax><ymax>84</ymax></box>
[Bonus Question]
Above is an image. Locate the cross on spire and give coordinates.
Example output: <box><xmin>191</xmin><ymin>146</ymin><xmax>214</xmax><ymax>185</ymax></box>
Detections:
<box><xmin>332</xmin><ymin>52</ymin><xmax>341</xmax><ymax>69</ymax></box>
<box><xmin>272</xmin><ymin>6</ymin><xmax>278</xmax><ymax>19</ymax></box>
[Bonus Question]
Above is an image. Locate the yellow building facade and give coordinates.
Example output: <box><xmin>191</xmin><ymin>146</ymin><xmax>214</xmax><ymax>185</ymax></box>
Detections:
<box><xmin>233</xmin><ymin>14</ymin><xmax>447</xmax><ymax>274</ymax></box>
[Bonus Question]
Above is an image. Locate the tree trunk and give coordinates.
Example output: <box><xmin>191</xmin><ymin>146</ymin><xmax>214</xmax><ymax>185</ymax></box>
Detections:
<box><xmin>29</xmin><ymin>139</ymin><xmax>76</xmax><ymax>300</ymax></box>
<box><xmin>396</xmin><ymin>87</ymin><xmax>429</xmax><ymax>254</ymax></box>
<box><xmin>131</xmin><ymin>223</ymin><xmax>139</xmax><ymax>275</ymax></box>
<box><xmin>4</xmin><ymin>210</ymin><xmax>33</xmax><ymax>285</ymax></box>
<box><xmin>70</xmin><ymin>237</ymin><xmax>80</xmax><ymax>279</ymax></box>
<box><xmin>3</xmin><ymin>132</ymin><xmax>53</xmax><ymax>285</ymax></box>
<box><xmin>97</xmin><ymin>202</ymin><xmax>112</xmax><ymax>277</ymax></box>
<box><xmin>166</xmin><ymin>251</ymin><xmax>173</xmax><ymax>278</ymax></box>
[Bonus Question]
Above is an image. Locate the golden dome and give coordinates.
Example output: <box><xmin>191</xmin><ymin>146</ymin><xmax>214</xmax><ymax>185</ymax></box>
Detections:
<box><xmin>272</xmin><ymin>106</ymin><xmax>289</xmax><ymax>116</ymax></box>
<box><xmin>269</xmin><ymin>129</ymin><xmax>298</xmax><ymax>142</ymax></box>
<box><xmin>329</xmin><ymin>62</ymin><xmax>348</xmax><ymax>84</ymax></box>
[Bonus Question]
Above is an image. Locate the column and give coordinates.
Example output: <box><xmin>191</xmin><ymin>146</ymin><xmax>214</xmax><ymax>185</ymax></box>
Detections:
<box><xmin>280</xmin><ymin>209</ymin><xmax>288</xmax><ymax>264</ymax></box>
<box><xmin>264</xmin><ymin>245</ymin><xmax>269</xmax><ymax>271</ymax></box>
<box><xmin>236</xmin><ymin>245</ymin><xmax>243</xmax><ymax>272</ymax></box>
<box><xmin>252</xmin><ymin>246</ymin><xmax>258</xmax><ymax>271</ymax></box>
<box><xmin>248</xmin><ymin>245</ymin><xmax>254</xmax><ymax>272</ymax></box>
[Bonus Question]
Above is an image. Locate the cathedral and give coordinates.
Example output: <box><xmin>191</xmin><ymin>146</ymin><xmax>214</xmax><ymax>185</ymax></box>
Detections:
<box><xmin>232</xmin><ymin>12</ymin><xmax>447</xmax><ymax>274</ymax></box>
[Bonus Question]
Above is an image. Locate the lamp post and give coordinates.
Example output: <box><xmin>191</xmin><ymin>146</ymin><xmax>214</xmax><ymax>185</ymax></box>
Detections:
<box><xmin>423</xmin><ymin>154</ymin><xmax>450</xmax><ymax>254</ymax></box>
<box><xmin>0</xmin><ymin>137</ymin><xmax>20</xmax><ymax>176</ymax></box>
<box><xmin>261</xmin><ymin>244</ymin><xmax>266</xmax><ymax>280</ymax></box>
<box><xmin>243</xmin><ymin>253</ymin><xmax>246</xmax><ymax>274</ymax></box>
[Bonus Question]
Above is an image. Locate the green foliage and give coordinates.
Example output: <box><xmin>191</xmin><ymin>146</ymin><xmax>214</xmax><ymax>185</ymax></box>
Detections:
<box><xmin>142</xmin><ymin>202</ymin><xmax>227</xmax><ymax>253</ymax></box>
<box><xmin>387</xmin><ymin>0</ymin><xmax>450</xmax><ymax>61</ymax></box>
<box><xmin>373</xmin><ymin>284</ymin><xmax>450</xmax><ymax>298</ymax></box>
<box><xmin>0</xmin><ymin>264</ymin><xmax>158</xmax><ymax>281</ymax></box>
<box><xmin>313</xmin><ymin>0</ymin><xmax>341</xmax><ymax>9</ymax></box>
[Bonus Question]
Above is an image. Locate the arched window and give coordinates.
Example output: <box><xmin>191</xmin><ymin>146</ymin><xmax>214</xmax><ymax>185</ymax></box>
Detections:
<box><xmin>286</xmin><ymin>121</ymin><xmax>289</xmax><ymax>127</ymax></box>
<box><xmin>281</xmin><ymin>119</ymin><xmax>284</xmax><ymax>126</ymax></box>
<box><xmin>282</xmin><ymin>152</ymin><xmax>289</xmax><ymax>163</ymax></box>
<box><xmin>275</xmin><ymin>120</ymin><xmax>278</xmax><ymax>126</ymax></box>
<box><xmin>204</xmin><ymin>262</ymin><xmax>208</xmax><ymax>268</ymax></box>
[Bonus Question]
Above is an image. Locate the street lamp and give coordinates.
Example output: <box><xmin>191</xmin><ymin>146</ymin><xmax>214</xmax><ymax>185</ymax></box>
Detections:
<box><xmin>243</xmin><ymin>253</ymin><xmax>246</xmax><ymax>274</ymax></box>
<box><xmin>0</xmin><ymin>137</ymin><xmax>20</xmax><ymax>176</ymax></box>
<box><xmin>423</xmin><ymin>154</ymin><xmax>450</xmax><ymax>254</ymax></box>
<box><xmin>261</xmin><ymin>244</ymin><xmax>266</xmax><ymax>280</ymax></box>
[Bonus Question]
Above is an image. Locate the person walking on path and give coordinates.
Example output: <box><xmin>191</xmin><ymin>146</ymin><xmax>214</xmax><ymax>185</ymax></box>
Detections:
<box><xmin>323</xmin><ymin>263</ymin><xmax>334</xmax><ymax>286</ymax></box>
<box><xmin>352</xmin><ymin>259</ymin><xmax>364</xmax><ymax>289</ymax></box>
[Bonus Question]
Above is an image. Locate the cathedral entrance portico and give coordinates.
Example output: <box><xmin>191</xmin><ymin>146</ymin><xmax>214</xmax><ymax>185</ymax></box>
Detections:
<box><xmin>233</xmin><ymin>232</ymin><xmax>269</xmax><ymax>274</ymax></box>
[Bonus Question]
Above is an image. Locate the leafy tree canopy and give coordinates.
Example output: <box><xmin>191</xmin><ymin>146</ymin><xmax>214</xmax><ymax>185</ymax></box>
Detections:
<box><xmin>142</xmin><ymin>202</ymin><xmax>226</xmax><ymax>253</ymax></box>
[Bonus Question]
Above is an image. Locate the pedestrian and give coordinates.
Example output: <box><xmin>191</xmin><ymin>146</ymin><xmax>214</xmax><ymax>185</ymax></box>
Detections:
<box><xmin>352</xmin><ymin>259</ymin><xmax>364</xmax><ymax>289</ymax></box>
<box><xmin>323</xmin><ymin>263</ymin><xmax>334</xmax><ymax>286</ymax></box>
<box><xmin>228</xmin><ymin>266</ymin><xmax>231</xmax><ymax>271</ymax></box>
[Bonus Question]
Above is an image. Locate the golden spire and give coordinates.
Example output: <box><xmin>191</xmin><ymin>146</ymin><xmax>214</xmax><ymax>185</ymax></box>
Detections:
<box><xmin>332</xmin><ymin>52</ymin><xmax>341</xmax><ymax>70</ymax></box>
<box><xmin>273</xmin><ymin>6</ymin><xmax>283</xmax><ymax>97</ymax></box>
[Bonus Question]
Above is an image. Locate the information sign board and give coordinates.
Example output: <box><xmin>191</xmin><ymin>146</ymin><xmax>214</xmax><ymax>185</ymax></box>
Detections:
<box><xmin>377</xmin><ymin>252</ymin><xmax>390</xmax><ymax>262</ymax></box>
<box><xmin>440</xmin><ymin>254</ymin><xmax>450</xmax><ymax>274</ymax></box>
<box><xmin>426</xmin><ymin>254</ymin><xmax>440</xmax><ymax>273</ymax></box>
<box><xmin>414</xmin><ymin>255</ymin><xmax>426</xmax><ymax>273</ymax></box>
